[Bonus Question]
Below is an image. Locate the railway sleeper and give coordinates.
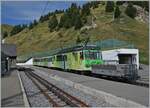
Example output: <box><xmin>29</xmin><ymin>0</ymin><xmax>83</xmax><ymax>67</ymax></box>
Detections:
<box><xmin>27</xmin><ymin>71</ymin><xmax>89</xmax><ymax>107</ymax></box>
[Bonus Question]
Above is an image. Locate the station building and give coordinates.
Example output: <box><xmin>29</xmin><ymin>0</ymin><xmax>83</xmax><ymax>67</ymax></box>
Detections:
<box><xmin>102</xmin><ymin>48</ymin><xmax>139</xmax><ymax>69</ymax></box>
<box><xmin>1</xmin><ymin>44</ymin><xmax>17</xmax><ymax>75</ymax></box>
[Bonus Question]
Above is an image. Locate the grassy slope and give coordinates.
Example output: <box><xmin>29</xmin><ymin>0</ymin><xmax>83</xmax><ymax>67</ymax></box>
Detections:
<box><xmin>1</xmin><ymin>24</ymin><xmax>13</xmax><ymax>36</ymax></box>
<box><xmin>5</xmin><ymin>4</ymin><xmax>149</xmax><ymax>64</ymax></box>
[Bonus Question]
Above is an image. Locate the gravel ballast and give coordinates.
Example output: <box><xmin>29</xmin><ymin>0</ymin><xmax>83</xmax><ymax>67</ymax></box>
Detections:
<box><xmin>31</xmin><ymin>69</ymin><xmax>115</xmax><ymax>107</ymax></box>
<box><xmin>20</xmin><ymin>71</ymin><xmax>51</xmax><ymax>107</ymax></box>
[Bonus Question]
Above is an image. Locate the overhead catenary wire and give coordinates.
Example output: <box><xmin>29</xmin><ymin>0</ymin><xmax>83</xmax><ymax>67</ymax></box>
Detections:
<box><xmin>40</xmin><ymin>1</ymin><xmax>49</xmax><ymax>18</ymax></box>
<box><xmin>28</xmin><ymin>1</ymin><xmax>49</xmax><ymax>27</ymax></box>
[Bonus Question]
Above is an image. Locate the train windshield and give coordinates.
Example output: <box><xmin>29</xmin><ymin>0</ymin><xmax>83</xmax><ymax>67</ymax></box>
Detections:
<box><xmin>84</xmin><ymin>50</ymin><xmax>101</xmax><ymax>59</ymax></box>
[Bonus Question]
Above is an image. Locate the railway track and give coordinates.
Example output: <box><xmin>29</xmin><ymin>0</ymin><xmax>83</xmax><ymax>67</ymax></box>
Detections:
<box><xmin>24</xmin><ymin>70</ymin><xmax>90</xmax><ymax>107</ymax></box>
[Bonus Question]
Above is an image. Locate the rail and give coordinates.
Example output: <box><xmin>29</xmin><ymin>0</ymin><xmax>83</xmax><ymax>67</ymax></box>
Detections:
<box><xmin>24</xmin><ymin>70</ymin><xmax>89</xmax><ymax>107</ymax></box>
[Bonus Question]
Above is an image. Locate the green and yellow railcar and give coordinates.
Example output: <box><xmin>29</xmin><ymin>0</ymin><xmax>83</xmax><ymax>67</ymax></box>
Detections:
<box><xmin>33</xmin><ymin>45</ymin><xmax>104</xmax><ymax>73</ymax></box>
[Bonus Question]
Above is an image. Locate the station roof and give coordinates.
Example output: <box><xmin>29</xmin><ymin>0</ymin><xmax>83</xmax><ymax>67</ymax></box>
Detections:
<box><xmin>1</xmin><ymin>44</ymin><xmax>17</xmax><ymax>58</ymax></box>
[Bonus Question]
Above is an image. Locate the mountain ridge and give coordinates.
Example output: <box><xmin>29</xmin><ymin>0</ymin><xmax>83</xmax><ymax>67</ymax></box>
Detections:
<box><xmin>1</xmin><ymin>24</ymin><xmax>13</xmax><ymax>37</ymax></box>
<box><xmin>4</xmin><ymin>3</ymin><xmax>149</xmax><ymax>64</ymax></box>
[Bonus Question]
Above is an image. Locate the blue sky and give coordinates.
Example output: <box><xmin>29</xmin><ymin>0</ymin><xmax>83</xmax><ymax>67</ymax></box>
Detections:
<box><xmin>1</xmin><ymin>1</ymin><xmax>87</xmax><ymax>25</ymax></box>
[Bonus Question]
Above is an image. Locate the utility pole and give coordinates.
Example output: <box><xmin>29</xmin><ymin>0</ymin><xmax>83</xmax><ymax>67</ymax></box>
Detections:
<box><xmin>80</xmin><ymin>30</ymin><xmax>90</xmax><ymax>61</ymax></box>
<box><xmin>113</xmin><ymin>1</ymin><xmax>117</xmax><ymax>49</ymax></box>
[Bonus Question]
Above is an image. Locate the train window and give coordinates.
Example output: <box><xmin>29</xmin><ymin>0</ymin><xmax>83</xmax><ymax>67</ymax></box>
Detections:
<box><xmin>52</xmin><ymin>56</ymin><xmax>55</xmax><ymax>61</ymax></box>
<box><xmin>98</xmin><ymin>52</ymin><xmax>102</xmax><ymax>59</ymax></box>
<box><xmin>85</xmin><ymin>51</ymin><xmax>100</xmax><ymax>59</ymax></box>
<box><xmin>48</xmin><ymin>57</ymin><xmax>52</xmax><ymax>62</ymax></box>
<box><xmin>73</xmin><ymin>52</ymin><xmax>78</xmax><ymax>60</ymax></box>
<box><xmin>36</xmin><ymin>59</ymin><xmax>39</xmax><ymax>62</ymax></box>
<box><xmin>33</xmin><ymin>59</ymin><xmax>36</xmax><ymax>62</ymax></box>
<box><xmin>80</xmin><ymin>52</ymin><xmax>84</xmax><ymax>60</ymax></box>
<box><xmin>57</xmin><ymin>55</ymin><xmax>62</xmax><ymax>61</ymax></box>
<box><xmin>56</xmin><ymin>55</ymin><xmax>67</xmax><ymax>61</ymax></box>
<box><xmin>44</xmin><ymin>58</ymin><xmax>47</xmax><ymax>61</ymax></box>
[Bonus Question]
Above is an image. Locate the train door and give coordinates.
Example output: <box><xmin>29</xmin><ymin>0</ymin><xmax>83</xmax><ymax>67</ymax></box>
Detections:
<box><xmin>48</xmin><ymin>57</ymin><xmax>52</xmax><ymax>67</ymax></box>
<box><xmin>56</xmin><ymin>54</ymin><xmax>67</xmax><ymax>69</ymax></box>
<box><xmin>63</xmin><ymin>54</ymin><xmax>68</xmax><ymax>69</ymax></box>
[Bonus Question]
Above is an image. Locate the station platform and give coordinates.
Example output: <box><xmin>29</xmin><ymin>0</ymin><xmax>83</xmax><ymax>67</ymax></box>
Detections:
<box><xmin>27</xmin><ymin>65</ymin><xmax>149</xmax><ymax>107</ymax></box>
<box><xmin>138</xmin><ymin>64</ymin><xmax>149</xmax><ymax>83</ymax></box>
<box><xmin>1</xmin><ymin>69</ymin><xmax>26</xmax><ymax>107</ymax></box>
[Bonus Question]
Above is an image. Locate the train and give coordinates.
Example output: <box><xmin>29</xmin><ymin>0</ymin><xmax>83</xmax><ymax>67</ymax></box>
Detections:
<box><xmin>33</xmin><ymin>45</ymin><xmax>139</xmax><ymax>81</ymax></box>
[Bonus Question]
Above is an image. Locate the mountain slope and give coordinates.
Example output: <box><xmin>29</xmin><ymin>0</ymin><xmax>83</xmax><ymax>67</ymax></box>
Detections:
<box><xmin>5</xmin><ymin>4</ymin><xmax>149</xmax><ymax>64</ymax></box>
<box><xmin>1</xmin><ymin>24</ymin><xmax>13</xmax><ymax>37</ymax></box>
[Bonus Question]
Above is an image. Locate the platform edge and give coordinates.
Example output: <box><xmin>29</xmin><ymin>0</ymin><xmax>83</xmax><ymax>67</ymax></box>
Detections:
<box><xmin>17</xmin><ymin>71</ymin><xmax>30</xmax><ymax>107</ymax></box>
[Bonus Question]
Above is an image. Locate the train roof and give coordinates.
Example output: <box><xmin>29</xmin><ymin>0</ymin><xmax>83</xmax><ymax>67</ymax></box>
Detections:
<box><xmin>56</xmin><ymin>44</ymin><xmax>100</xmax><ymax>55</ymax></box>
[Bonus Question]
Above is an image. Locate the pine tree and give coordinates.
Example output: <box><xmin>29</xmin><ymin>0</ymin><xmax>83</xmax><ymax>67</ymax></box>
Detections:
<box><xmin>81</xmin><ymin>3</ymin><xmax>90</xmax><ymax>16</ymax></box>
<box><xmin>33</xmin><ymin>20</ymin><xmax>38</xmax><ymax>26</ymax></box>
<box><xmin>74</xmin><ymin>15</ymin><xmax>83</xmax><ymax>30</ymax></box>
<box><xmin>70</xmin><ymin>3</ymin><xmax>80</xmax><ymax>26</ymax></box>
<box><xmin>59</xmin><ymin>14</ymin><xmax>65</xmax><ymax>28</ymax></box>
<box><xmin>125</xmin><ymin>3</ymin><xmax>137</xmax><ymax>19</ymax></box>
<box><xmin>3</xmin><ymin>31</ymin><xmax>8</xmax><ymax>38</ymax></box>
<box><xmin>10</xmin><ymin>25</ymin><xmax>23</xmax><ymax>36</ymax></box>
<box><xmin>22</xmin><ymin>24</ymin><xmax>27</xmax><ymax>29</ymax></box>
<box><xmin>65</xmin><ymin>3</ymin><xmax>80</xmax><ymax>27</ymax></box>
<box><xmin>81</xmin><ymin>16</ymin><xmax>87</xmax><ymax>24</ymax></box>
<box><xmin>29</xmin><ymin>22</ymin><xmax>34</xmax><ymax>30</ymax></box>
<box><xmin>58</xmin><ymin>3</ymin><xmax>89</xmax><ymax>29</ymax></box>
<box><xmin>48</xmin><ymin>14</ymin><xmax>58</xmax><ymax>31</ymax></box>
<box><xmin>76</xmin><ymin>36</ymin><xmax>81</xmax><ymax>44</ymax></box>
<box><xmin>116</xmin><ymin>1</ymin><xmax>125</xmax><ymax>5</ymax></box>
<box><xmin>105</xmin><ymin>1</ymin><xmax>114</xmax><ymax>12</ymax></box>
<box><xmin>39</xmin><ymin>15</ymin><xmax>49</xmax><ymax>22</ymax></box>
<box><xmin>39</xmin><ymin>16</ymin><xmax>44</xmax><ymax>22</ymax></box>
<box><xmin>90</xmin><ymin>1</ymin><xmax>100</xmax><ymax>9</ymax></box>
<box><xmin>114</xmin><ymin>6</ymin><xmax>121</xmax><ymax>18</ymax></box>
<box><xmin>63</xmin><ymin>15</ymin><xmax>72</xmax><ymax>28</ymax></box>
<box><xmin>59</xmin><ymin>12</ymin><xmax>72</xmax><ymax>29</ymax></box>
